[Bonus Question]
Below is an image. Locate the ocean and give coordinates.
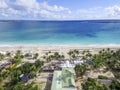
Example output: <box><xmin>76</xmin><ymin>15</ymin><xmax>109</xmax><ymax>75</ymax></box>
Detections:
<box><xmin>0</xmin><ymin>20</ymin><xmax>120</xmax><ymax>45</ymax></box>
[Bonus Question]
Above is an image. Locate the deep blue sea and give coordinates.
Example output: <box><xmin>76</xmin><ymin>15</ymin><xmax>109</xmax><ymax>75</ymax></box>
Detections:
<box><xmin>0</xmin><ymin>20</ymin><xmax>120</xmax><ymax>45</ymax></box>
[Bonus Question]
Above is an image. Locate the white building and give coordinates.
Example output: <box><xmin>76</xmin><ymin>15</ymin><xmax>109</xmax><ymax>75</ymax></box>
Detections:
<box><xmin>0</xmin><ymin>51</ymin><xmax>7</xmax><ymax>55</ymax></box>
<box><xmin>60</xmin><ymin>60</ymin><xmax>84</xmax><ymax>68</ymax></box>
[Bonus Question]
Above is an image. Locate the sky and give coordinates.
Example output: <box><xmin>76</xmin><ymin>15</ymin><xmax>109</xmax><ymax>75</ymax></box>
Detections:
<box><xmin>0</xmin><ymin>0</ymin><xmax>120</xmax><ymax>20</ymax></box>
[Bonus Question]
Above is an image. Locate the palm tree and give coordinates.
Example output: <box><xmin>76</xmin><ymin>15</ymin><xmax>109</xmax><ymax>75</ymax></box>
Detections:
<box><xmin>74</xmin><ymin>49</ymin><xmax>79</xmax><ymax>57</ymax></box>
<box><xmin>86</xmin><ymin>52</ymin><xmax>92</xmax><ymax>59</ymax></box>
<box><xmin>99</xmin><ymin>50</ymin><xmax>102</xmax><ymax>54</ymax></box>
<box><xmin>74</xmin><ymin>64</ymin><xmax>87</xmax><ymax>77</ymax></box>
<box><xmin>0</xmin><ymin>69</ymin><xmax>3</xmax><ymax>82</ymax></box>
<box><xmin>9</xmin><ymin>66</ymin><xmax>16</xmax><ymax>81</ymax></box>
<box><xmin>109</xmin><ymin>80</ymin><xmax>120</xmax><ymax>90</ymax></box>
<box><xmin>102</xmin><ymin>49</ymin><xmax>105</xmax><ymax>52</ymax></box>
<box><xmin>13</xmin><ymin>56</ymin><xmax>21</xmax><ymax>64</ymax></box>
<box><xmin>54</xmin><ymin>52</ymin><xmax>59</xmax><ymax>59</ymax></box>
<box><xmin>82</xmin><ymin>50</ymin><xmax>86</xmax><ymax>55</ymax></box>
<box><xmin>68</xmin><ymin>50</ymin><xmax>73</xmax><ymax>60</ymax></box>
<box><xmin>0</xmin><ymin>54</ymin><xmax>4</xmax><ymax>60</ymax></box>
<box><xmin>33</xmin><ymin>53</ymin><xmax>39</xmax><ymax>60</ymax></box>
<box><xmin>107</xmin><ymin>48</ymin><xmax>110</xmax><ymax>52</ymax></box>
<box><xmin>0</xmin><ymin>86</ymin><xmax>4</xmax><ymax>90</ymax></box>
<box><xmin>16</xmin><ymin>50</ymin><xmax>21</xmax><ymax>56</ymax></box>
<box><xmin>24</xmin><ymin>53</ymin><xmax>29</xmax><ymax>57</ymax></box>
<box><xmin>6</xmin><ymin>52</ymin><xmax>11</xmax><ymax>58</ymax></box>
<box><xmin>12</xmin><ymin>82</ymin><xmax>24</xmax><ymax>90</ymax></box>
<box><xmin>43</xmin><ymin>56</ymin><xmax>46</xmax><ymax>60</ymax></box>
<box><xmin>61</xmin><ymin>55</ymin><xmax>65</xmax><ymax>59</ymax></box>
<box><xmin>82</xmin><ymin>56</ymin><xmax>86</xmax><ymax>61</ymax></box>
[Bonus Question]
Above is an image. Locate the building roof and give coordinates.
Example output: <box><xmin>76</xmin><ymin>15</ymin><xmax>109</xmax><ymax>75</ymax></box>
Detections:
<box><xmin>51</xmin><ymin>68</ymin><xmax>76</xmax><ymax>90</ymax></box>
<box><xmin>62</xmin><ymin>68</ymin><xmax>76</xmax><ymax>88</ymax></box>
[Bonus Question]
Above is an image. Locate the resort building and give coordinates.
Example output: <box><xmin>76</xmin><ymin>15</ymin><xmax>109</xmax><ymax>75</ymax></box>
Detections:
<box><xmin>51</xmin><ymin>68</ymin><xmax>77</xmax><ymax>90</ymax></box>
<box><xmin>42</xmin><ymin>59</ymin><xmax>84</xmax><ymax>72</ymax></box>
<box><xmin>0</xmin><ymin>60</ymin><xmax>13</xmax><ymax>69</ymax></box>
<box><xmin>0</xmin><ymin>51</ymin><xmax>7</xmax><ymax>55</ymax></box>
<box><xmin>60</xmin><ymin>60</ymin><xmax>83</xmax><ymax>68</ymax></box>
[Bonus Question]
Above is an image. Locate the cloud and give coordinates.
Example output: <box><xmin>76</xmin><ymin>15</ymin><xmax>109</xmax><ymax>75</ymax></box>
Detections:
<box><xmin>38</xmin><ymin>1</ymin><xmax>72</xmax><ymax>19</ymax></box>
<box><xmin>0</xmin><ymin>0</ymin><xmax>71</xmax><ymax>20</ymax></box>
<box><xmin>75</xmin><ymin>5</ymin><xmax>120</xmax><ymax>19</ymax></box>
<box><xmin>76</xmin><ymin>7</ymin><xmax>102</xmax><ymax>19</ymax></box>
<box><xmin>106</xmin><ymin>5</ymin><xmax>120</xmax><ymax>17</ymax></box>
<box><xmin>0</xmin><ymin>0</ymin><xmax>8</xmax><ymax>8</ymax></box>
<box><xmin>0</xmin><ymin>0</ymin><xmax>120</xmax><ymax>20</ymax></box>
<box><xmin>13</xmin><ymin>0</ymin><xmax>40</xmax><ymax>10</ymax></box>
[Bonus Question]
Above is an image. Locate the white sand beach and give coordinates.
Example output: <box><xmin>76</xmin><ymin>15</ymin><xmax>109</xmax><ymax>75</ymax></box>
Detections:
<box><xmin>0</xmin><ymin>44</ymin><xmax>120</xmax><ymax>59</ymax></box>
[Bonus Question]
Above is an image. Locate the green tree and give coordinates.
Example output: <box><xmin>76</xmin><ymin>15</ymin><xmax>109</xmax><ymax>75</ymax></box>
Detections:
<box><xmin>98</xmin><ymin>75</ymin><xmax>108</xmax><ymax>79</ymax></box>
<box><xmin>54</xmin><ymin>52</ymin><xmax>60</xmax><ymax>59</ymax></box>
<box><xmin>16</xmin><ymin>50</ymin><xmax>21</xmax><ymax>56</ymax></box>
<box><xmin>68</xmin><ymin>49</ymin><xmax>79</xmax><ymax>60</ymax></box>
<box><xmin>24</xmin><ymin>53</ymin><xmax>29</xmax><ymax>57</ymax></box>
<box><xmin>6</xmin><ymin>52</ymin><xmax>11</xmax><ymax>57</ymax></box>
<box><xmin>0</xmin><ymin>86</ymin><xmax>4</xmax><ymax>90</ymax></box>
<box><xmin>33</xmin><ymin>53</ymin><xmax>39</xmax><ymax>59</ymax></box>
<box><xmin>82</xmin><ymin>77</ymin><xmax>108</xmax><ymax>90</ymax></box>
<box><xmin>74</xmin><ymin>64</ymin><xmax>87</xmax><ymax>77</ymax></box>
<box><xmin>109</xmin><ymin>80</ymin><xmax>120</xmax><ymax>90</ymax></box>
<box><xmin>14</xmin><ymin>56</ymin><xmax>22</xmax><ymax>64</ymax></box>
<box><xmin>0</xmin><ymin>54</ymin><xmax>4</xmax><ymax>60</ymax></box>
<box><xmin>35</xmin><ymin>60</ymin><xmax>44</xmax><ymax>69</ymax></box>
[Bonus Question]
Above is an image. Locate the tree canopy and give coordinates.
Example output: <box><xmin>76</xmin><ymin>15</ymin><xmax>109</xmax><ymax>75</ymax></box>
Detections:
<box><xmin>74</xmin><ymin>64</ymin><xmax>87</xmax><ymax>77</ymax></box>
<box><xmin>82</xmin><ymin>77</ymin><xmax>108</xmax><ymax>90</ymax></box>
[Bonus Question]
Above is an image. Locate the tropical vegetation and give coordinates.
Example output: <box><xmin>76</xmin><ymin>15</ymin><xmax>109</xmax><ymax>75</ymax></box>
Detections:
<box><xmin>74</xmin><ymin>64</ymin><xmax>87</xmax><ymax>77</ymax></box>
<box><xmin>43</xmin><ymin>51</ymin><xmax>64</xmax><ymax>62</ymax></box>
<box><xmin>82</xmin><ymin>77</ymin><xmax>108</xmax><ymax>90</ymax></box>
<box><xmin>0</xmin><ymin>50</ymin><xmax>44</xmax><ymax>90</ymax></box>
<box><xmin>109</xmin><ymin>80</ymin><xmax>120</xmax><ymax>90</ymax></box>
<box><xmin>98</xmin><ymin>75</ymin><xmax>109</xmax><ymax>79</ymax></box>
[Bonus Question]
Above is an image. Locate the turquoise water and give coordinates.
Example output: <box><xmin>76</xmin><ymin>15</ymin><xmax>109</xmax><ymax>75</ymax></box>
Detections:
<box><xmin>0</xmin><ymin>20</ymin><xmax>120</xmax><ymax>45</ymax></box>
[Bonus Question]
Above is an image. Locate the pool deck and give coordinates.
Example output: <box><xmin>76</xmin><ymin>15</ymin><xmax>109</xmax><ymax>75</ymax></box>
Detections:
<box><xmin>51</xmin><ymin>68</ymin><xmax>77</xmax><ymax>90</ymax></box>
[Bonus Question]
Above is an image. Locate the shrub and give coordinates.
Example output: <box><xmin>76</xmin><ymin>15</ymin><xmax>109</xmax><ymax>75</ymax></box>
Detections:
<box><xmin>98</xmin><ymin>75</ymin><xmax>108</xmax><ymax>79</ymax></box>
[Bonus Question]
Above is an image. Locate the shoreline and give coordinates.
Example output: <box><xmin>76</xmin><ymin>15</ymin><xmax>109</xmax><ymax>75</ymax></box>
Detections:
<box><xmin>0</xmin><ymin>44</ymin><xmax>120</xmax><ymax>59</ymax></box>
<box><xmin>0</xmin><ymin>44</ymin><xmax>120</xmax><ymax>48</ymax></box>
<box><xmin>0</xmin><ymin>44</ymin><xmax>120</xmax><ymax>54</ymax></box>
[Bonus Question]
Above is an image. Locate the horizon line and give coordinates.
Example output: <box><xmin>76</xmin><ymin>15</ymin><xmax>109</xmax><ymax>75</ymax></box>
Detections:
<box><xmin>0</xmin><ymin>19</ymin><xmax>120</xmax><ymax>21</ymax></box>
